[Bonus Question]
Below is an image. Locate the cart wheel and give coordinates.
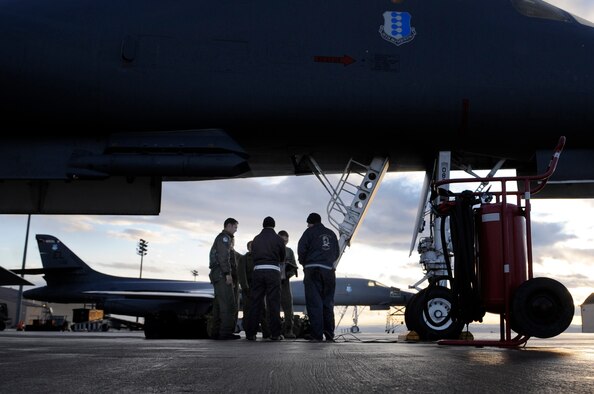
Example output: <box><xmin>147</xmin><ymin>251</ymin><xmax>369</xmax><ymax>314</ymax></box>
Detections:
<box><xmin>411</xmin><ymin>286</ymin><xmax>464</xmax><ymax>341</ymax></box>
<box><xmin>511</xmin><ymin>277</ymin><xmax>574</xmax><ymax>338</ymax></box>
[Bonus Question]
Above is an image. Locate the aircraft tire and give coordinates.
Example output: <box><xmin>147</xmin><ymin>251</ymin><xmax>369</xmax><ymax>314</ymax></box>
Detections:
<box><xmin>510</xmin><ymin>277</ymin><xmax>574</xmax><ymax>338</ymax></box>
<box><xmin>0</xmin><ymin>320</ymin><xmax>5</xmax><ymax>331</ymax></box>
<box><xmin>187</xmin><ymin>317</ymin><xmax>209</xmax><ymax>339</ymax></box>
<box><xmin>144</xmin><ymin>312</ymin><xmax>179</xmax><ymax>339</ymax></box>
<box><xmin>144</xmin><ymin>316</ymin><xmax>163</xmax><ymax>339</ymax></box>
<box><xmin>404</xmin><ymin>289</ymin><xmax>426</xmax><ymax>332</ymax></box>
<box><xmin>411</xmin><ymin>286</ymin><xmax>464</xmax><ymax>341</ymax></box>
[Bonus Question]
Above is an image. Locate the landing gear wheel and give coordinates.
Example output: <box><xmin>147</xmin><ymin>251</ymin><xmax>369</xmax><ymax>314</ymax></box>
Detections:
<box><xmin>144</xmin><ymin>316</ymin><xmax>163</xmax><ymax>339</ymax></box>
<box><xmin>404</xmin><ymin>288</ymin><xmax>426</xmax><ymax>332</ymax></box>
<box><xmin>350</xmin><ymin>325</ymin><xmax>360</xmax><ymax>333</ymax></box>
<box><xmin>144</xmin><ymin>312</ymin><xmax>179</xmax><ymax>339</ymax></box>
<box><xmin>511</xmin><ymin>277</ymin><xmax>574</xmax><ymax>338</ymax></box>
<box><xmin>411</xmin><ymin>286</ymin><xmax>464</xmax><ymax>341</ymax></box>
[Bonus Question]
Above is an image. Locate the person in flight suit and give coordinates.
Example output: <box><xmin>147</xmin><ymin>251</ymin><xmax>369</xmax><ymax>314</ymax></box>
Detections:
<box><xmin>208</xmin><ymin>217</ymin><xmax>241</xmax><ymax>340</ymax></box>
<box><xmin>297</xmin><ymin>213</ymin><xmax>339</xmax><ymax>342</ymax></box>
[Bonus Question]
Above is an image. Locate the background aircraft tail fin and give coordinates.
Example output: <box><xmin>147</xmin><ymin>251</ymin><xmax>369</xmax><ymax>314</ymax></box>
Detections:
<box><xmin>35</xmin><ymin>234</ymin><xmax>104</xmax><ymax>284</ymax></box>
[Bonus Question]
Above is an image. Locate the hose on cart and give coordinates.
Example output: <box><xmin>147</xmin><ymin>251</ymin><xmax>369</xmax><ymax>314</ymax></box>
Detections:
<box><xmin>440</xmin><ymin>190</ymin><xmax>486</xmax><ymax>324</ymax></box>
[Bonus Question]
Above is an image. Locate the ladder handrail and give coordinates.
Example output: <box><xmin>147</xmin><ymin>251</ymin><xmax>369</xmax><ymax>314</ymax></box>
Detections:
<box><xmin>306</xmin><ymin>155</ymin><xmax>390</xmax><ymax>269</ymax></box>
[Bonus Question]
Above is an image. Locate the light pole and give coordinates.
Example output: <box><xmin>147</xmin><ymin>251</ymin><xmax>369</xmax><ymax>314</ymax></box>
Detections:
<box><xmin>191</xmin><ymin>270</ymin><xmax>199</xmax><ymax>281</ymax></box>
<box><xmin>15</xmin><ymin>214</ymin><xmax>31</xmax><ymax>327</ymax></box>
<box><xmin>137</xmin><ymin>239</ymin><xmax>148</xmax><ymax>278</ymax></box>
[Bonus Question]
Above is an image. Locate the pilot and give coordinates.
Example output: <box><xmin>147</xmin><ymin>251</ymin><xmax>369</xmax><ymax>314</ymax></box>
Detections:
<box><xmin>277</xmin><ymin>230</ymin><xmax>298</xmax><ymax>339</ymax></box>
<box><xmin>208</xmin><ymin>217</ymin><xmax>240</xmax><ymax>340</ymax></box>
<box><xmin>297</xmin><ymin>213</ymin><xmax>339</xmax><ymax>342</ymax></box>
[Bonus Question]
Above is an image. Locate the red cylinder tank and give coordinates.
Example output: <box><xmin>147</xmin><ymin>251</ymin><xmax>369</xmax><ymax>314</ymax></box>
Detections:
<box><xmin>476</xmin><ymin>203</ymin><xmax>527</xmax><ymax>314</ymax></box>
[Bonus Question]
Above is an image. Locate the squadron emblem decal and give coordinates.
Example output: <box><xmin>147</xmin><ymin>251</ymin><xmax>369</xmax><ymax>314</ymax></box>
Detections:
<box><xmin>379</xmin><ymin>11</ymin><xmax>416</xmax><ymax>46</ymax></box>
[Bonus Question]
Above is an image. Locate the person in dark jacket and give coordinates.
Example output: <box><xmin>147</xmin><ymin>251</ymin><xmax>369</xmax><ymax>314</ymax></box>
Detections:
<box><xmin>237</xmin><ymin>240</ymin><xmax>270</xmax><ymax>338</ymax></box>
<box><xmin>297</xmin><ymin>212</ymin><xmax>339</xmax><ymax>342</ymax></box>
<box><xmin>245</xmin><ymin>216</ymin><xmax>286</xmax><ymax>340</ymax></box>
<box><xmin>208</xmin><ymin>217</ymin><xmax>240</xmax><ymax>340</ymax></box>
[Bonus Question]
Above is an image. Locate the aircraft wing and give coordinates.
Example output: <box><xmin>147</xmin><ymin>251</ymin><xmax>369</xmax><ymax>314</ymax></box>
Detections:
<box><xmin>10</xmin><ymin>267</ymin><xmax>77</xmax><ymax>275</ymax></box>
<box><xmin>84</xmin><ymin>290</ymin><xmax>214</xmax><ymax>300</ymax></box>
<box><xmin>0</xmin><ymin>266</ymin><xmax>34</xmax><ymax>286</ymax></box>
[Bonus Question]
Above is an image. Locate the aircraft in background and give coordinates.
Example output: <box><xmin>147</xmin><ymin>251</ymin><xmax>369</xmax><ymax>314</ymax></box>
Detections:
<box><xmin>292</xmin><ymin>277</ymin><xmax>412</xmax><ymax>334</ymax></box>
<box><xmin>5</xmin><ymin>234</ymin><xmax>413</xmax><ymax>339</ymax></box>
<box><xmin>0</xmin><ymin>1</ymin><xmax>592</xmax><ymax>342</ymax></box>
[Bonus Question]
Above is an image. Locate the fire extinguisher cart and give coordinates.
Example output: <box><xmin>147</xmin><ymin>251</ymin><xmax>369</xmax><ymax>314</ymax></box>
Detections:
<box><xmin>436</xmin><ymin>136</ymin><xmax>574</xmax><ymax>347</ymax></box>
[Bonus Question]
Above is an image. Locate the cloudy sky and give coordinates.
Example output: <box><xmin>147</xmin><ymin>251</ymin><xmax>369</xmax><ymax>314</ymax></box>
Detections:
<box><xmin>1</xmin><ymin>1</ymin><xmax>593</xmax><ymax>330</ymax></box>
<box><xmin>550</xmin><ymin>0</ymin><xmax>594</xmax><ymax>22</ymax></box>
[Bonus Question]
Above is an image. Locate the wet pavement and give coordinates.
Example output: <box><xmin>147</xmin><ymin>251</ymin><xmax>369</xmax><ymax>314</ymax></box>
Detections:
<box><xmin>1</xmin><ymin>330</ymin><xmax>593</xmax><ymax>393</ymax></box>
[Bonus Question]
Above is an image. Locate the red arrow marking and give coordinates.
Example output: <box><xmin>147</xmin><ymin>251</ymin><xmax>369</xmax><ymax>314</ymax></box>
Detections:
<box><xmin>313</xmin><ymin>55</ymin><xmax>356</xmax><ymax>66</ymax></box>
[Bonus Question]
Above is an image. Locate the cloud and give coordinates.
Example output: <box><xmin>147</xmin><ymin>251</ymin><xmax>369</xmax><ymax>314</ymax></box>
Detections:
<box><xmin>531</xmin><ymin>220</ymin><xmax>576</xmax><ymax>248</ymax></box>
<box><xmin>547</xmin><ymin>0</ymin><xmax>594</xmax><ymax>22</ymax></box>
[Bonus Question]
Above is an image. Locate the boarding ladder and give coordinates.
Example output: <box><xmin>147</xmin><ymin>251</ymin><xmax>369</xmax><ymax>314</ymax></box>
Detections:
<box><xmin>306</xmin><ymin>156</ymin><xmax>389</xmax><ymax>268</ymax></box>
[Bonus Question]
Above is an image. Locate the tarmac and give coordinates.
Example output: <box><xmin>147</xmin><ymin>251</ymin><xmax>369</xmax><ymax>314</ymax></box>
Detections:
<box><xmin>1</xmin><ymin>328</ymin><xmax>593</xmax><ymax>393</ymax></box>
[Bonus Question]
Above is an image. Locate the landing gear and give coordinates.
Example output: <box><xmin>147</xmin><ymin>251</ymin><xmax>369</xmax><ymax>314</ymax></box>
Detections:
<box><xmin>419</xmin><ymin>137</ymin><xmax>570</xmax><ymax>347</ymax></box>
<box><xmin>144</xmin><ymin>312</ymin><xmax>178</xmax><ymax>339</ymax></box>
<box><xmin>144</xmin><ymin>312</ymin><xmax>209</xmax><ymax>339</ymax></box>
<box><xmin>405</xmin><ymin>286</ymin><xmax>464</xmax><ymax>340</ymax></box>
